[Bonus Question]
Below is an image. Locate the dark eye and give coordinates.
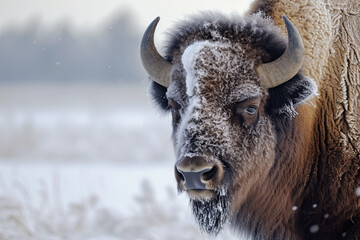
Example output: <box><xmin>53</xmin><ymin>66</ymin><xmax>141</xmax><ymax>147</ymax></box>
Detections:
<box><xmin>170</xmin><ymin>107</ymin><xmax>179</xmax><ymax>119</ymax></box>
<box><xmin>232</xmin><ymin>97</ymin><xmax>261</xmax><ymax>127</ymax></box>
<box><xmin>245</xmin><ymin>106</ymin><xmax>257</xmax><ymax>115</ymax></box>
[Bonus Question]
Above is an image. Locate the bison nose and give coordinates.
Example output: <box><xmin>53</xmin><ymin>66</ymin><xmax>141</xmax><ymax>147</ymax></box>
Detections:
<box><xmin>175</xmin><ymin>156</ymin><xmax>222</xmax><ymax>190</ymax></box>
<box><xmin>177</xmin><ymin>167</ymin><xmax>218</xmax><ymax>189</ymax></box>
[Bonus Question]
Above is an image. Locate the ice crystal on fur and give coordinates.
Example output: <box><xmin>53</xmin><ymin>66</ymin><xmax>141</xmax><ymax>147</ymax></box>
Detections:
<box><xmin>191</xmin><ymin>193</ymin><xmax>230</xmax><ymax>236</ymax></box>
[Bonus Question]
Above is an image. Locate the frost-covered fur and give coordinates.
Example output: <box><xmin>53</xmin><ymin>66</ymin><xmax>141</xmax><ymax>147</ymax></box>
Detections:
<box><xmin>169</xmin><ymin>38</ymin><xmax>278</xmax><ymax>235</ymax></box>
<box><xmin>147</xmin><ymin>1</ymin><xmax>360</xmax><ymax>239</ymax></box>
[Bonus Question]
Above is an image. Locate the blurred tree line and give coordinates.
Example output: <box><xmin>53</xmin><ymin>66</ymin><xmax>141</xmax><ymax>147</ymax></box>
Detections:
<box><xmin>0</xmin><ymin>9</ymin><xmax>146</xmax><ymax>83</ymax></box>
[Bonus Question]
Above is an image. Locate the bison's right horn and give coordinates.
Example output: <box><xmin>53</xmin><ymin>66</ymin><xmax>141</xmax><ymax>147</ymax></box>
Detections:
<box><xmin>140</xmin><ymin>17</ymin><xmax>172</xmax><ymax>88</ymax></box>
<box><xmin>256</xmin><ymin>15</ymin><xmax>304</xmax><ymax>89</ymax></box>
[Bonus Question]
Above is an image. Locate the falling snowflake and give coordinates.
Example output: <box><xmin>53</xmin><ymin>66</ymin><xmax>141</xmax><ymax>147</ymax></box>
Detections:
<box><xmin>355</xmin><ymin>186</ymin><xmax>360</xmax><ymax>196</ymax></box>
<box><xmin>309</xmin><ymin>224</ymin><xmax>319</xmax><ymax>233</ymax></box>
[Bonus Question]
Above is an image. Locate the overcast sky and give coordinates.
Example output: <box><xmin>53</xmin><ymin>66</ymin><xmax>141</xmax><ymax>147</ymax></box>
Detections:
<box><xmin>0</xmin><ymin>0</ymin><xmax>254</xmax><ymax>34</ymax></box>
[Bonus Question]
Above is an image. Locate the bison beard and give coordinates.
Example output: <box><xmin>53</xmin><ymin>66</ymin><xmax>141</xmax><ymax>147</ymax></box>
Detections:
<box><xmin>190</xmin><ymin>192</ymin><xmax>230</xmax><ymax>235</ymax></box>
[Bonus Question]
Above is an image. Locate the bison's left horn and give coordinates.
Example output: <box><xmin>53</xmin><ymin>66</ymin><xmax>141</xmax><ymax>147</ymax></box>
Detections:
<box><xmin>140</xmin><ymin>17</ymin><xmax>172</xmax><ymax>88</ymax></box>
<box><xmin>256</xmin><ymin>15</ymin><xmax>304</xmax><ymax>89</ymax></box>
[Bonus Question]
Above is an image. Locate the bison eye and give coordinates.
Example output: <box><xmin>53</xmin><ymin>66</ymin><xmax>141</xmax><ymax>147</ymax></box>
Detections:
<box><xmin>168</xmin><ymin>98</ymin><xmax>181</xmax><ymax>128</ymax></box>
<box><xmin>233</xmin><ymin>97</ymin><xmax>261</xmax><ymax>127</ymax></box>
<box><xmin>245</xmin><ymin>106</ymin><xmax>257</xmax><ymax>115</ymax></box>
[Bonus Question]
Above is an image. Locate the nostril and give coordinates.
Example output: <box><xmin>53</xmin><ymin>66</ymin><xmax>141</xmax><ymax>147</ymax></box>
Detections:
<box><xmin>201</xmin><ymin>165</ymin><xmax>218</xmax><ymax>181</ymax></box>
<box><xmin>175</xmin><ymin>166</ymin><xmax>185</xmax><ymax>181</ymax></box>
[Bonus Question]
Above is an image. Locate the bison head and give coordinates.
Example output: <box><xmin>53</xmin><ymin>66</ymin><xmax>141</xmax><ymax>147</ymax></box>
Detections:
<box><xmin>140</xmin><ymin>13</ymin><xmax>317</xmax><ymax>235</ymax></box>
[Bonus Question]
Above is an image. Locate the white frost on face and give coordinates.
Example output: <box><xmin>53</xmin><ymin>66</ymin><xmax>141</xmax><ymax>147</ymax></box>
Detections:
<box><xmin>175</xmin><ymin>96</ymin><xmax>200</xmax><ymax>158</ymax></box>
<box><xmin>176</xmin><ymin>40</ymin><xmax>234</xmax><ymax>158</ymax></box>
<box><xmin>191</xmin><ymin>194</ymin><xmax>230</xmax><ymax>236</ymax></box>
<box><xmin>181</xmin><ymin>41</ymin><xmax>231</xmax><ymax>97</ymax></box>
<box><xmin>181</xmin><ymin>41</ymin><xmax>205</xmax><ymax>97</ymax></box>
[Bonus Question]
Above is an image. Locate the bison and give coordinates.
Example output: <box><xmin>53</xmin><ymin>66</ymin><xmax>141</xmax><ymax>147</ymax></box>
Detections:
<box><xmin>140</xmin><ymin>0</ymin><xmax>360</xmax><ymax>239</ymax></box>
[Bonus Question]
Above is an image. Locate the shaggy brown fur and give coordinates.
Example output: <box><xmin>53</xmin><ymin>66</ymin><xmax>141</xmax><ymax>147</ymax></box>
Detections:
<box><xmin>247</xmin><ymin>0</ymin><xmax>360</xmax><ymax>239</ymax></box>
<box><xmin>144</xmin><ymin>0</ymin><xmax>360</xmax><ymax>239</ymax></box>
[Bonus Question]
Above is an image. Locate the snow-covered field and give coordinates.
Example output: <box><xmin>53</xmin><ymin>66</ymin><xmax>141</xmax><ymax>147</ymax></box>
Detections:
<box><xmin>0</xmin><ymin>83</ymin><xmax>238</xmax><ymax>240</ymax></box>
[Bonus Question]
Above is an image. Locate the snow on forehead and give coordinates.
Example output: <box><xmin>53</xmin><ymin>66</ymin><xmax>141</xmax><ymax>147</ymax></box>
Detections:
<box><xmin>181</xmin><ymin>41</ymin><xmax>231</xmax><ymax>97</ymax></box>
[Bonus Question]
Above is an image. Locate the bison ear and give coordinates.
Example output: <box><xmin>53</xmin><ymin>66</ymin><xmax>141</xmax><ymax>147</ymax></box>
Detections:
<box><xmin>149</xmin><ymin>81</ymin><xmax>169</xmax><ymax>111</ymax></box>
<box><xmin>265</xmin><ymin>73</ymin><xmax>317</xmax><ymax>117</ymax></box>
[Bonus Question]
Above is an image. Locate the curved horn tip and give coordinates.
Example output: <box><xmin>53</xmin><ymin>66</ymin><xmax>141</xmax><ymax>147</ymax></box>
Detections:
<box><xmin>281</xmin><ymin>15</ymin><xmax>290</xmax><ymax>24</ymax></box>
<box><xmin>149</xmin><ymin>17</ymin><xmax>161</xmax><ymax>29</ymax></box>
<box><xmin>281</xmin><ymin>15</ymin><xmax>304</xmax><ymax>51</ymax></box>
<box><xmin>141</xmin><ymin>17</ymin><xmax>160</xmax><ymax>49</ymax></box>
<box><xmin>140</xmin><ymin>16</ymin><xmax>172</xmax><ymax>88</ymax></box>
<box><xmin>282</xmin><ymin>15</ymin><xmax>293</xmax><ymax>33</ymax></box>
<box><xmin>256</xmin><ymin>15</ymin><xmax>305</xmax><ymax>89</ymax></box>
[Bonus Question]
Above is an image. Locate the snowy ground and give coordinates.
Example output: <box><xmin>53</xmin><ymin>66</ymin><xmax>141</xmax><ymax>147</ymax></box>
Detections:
<box><xmin>0</xmin><ymin>83</ymin><xmax>239</xmax><ymax>240</ymax></box>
